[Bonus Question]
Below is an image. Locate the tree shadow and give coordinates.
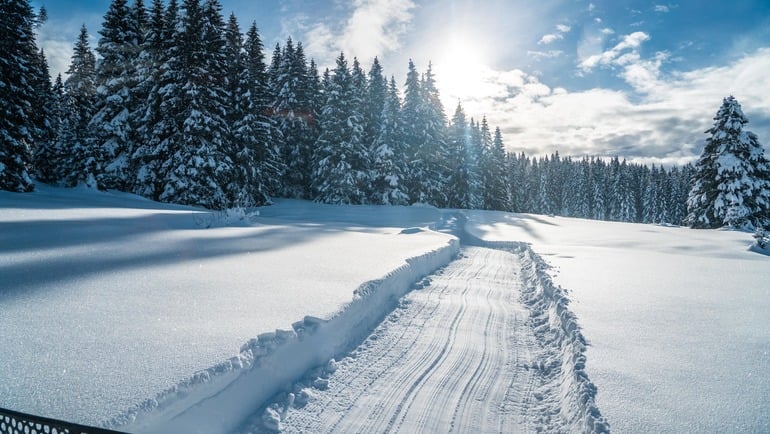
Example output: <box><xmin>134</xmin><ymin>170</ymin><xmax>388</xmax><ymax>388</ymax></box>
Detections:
<box><xmin>0</xmin><ymin>216</ymin><xmax>348</xmax><ymax>300</ymax></box>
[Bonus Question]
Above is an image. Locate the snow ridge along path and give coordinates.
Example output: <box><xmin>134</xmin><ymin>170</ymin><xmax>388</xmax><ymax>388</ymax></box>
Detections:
<box><xmin>110</xmin><ymin>238</ymin><xmax>459</xmax><ymax>434</ymax></box>
<box><xmin>239</xmin><ymin>235</ymin><xmax>609</xmax><ymax>432</ymax></box>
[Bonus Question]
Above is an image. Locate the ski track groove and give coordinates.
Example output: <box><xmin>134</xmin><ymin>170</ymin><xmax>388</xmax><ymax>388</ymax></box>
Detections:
<box><xmin>382</xmin><ymin>265</ymin><xmax>475</xmax><ymax>433</ymax></box>
<box><xmin>242</xmin><ymin>245</ymin><xmax>601</xmax><ymax>434</ymax></box>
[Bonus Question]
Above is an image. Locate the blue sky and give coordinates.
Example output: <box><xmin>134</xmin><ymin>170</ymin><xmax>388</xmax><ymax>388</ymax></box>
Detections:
<box><xmin>33</xmin><ymin>0</ymin><xmax>770</xmax><ymax>164</ymax></box>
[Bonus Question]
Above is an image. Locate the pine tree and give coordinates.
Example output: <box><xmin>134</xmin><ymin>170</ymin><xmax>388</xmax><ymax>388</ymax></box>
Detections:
<box><xmin>63</xmin><ymin>25</ymin><xmax>100</xmax><ymax>188</ymax></box>
<box><xmin>418</xmin><ymin>62</ymin><xmax>449</xmax><ymax>206</ymax></box>
<box><xmin>466</xmin><ymin>118</ymin><xmax>483</xmax><ymax>209</ymax></box>
<box><xmin>349</xmin><ymin>57</ymin><xmax>372</xmax><ymax>198</ymax></box>
<box><xmin>273</xmin><ymin>38</ymin><xmax>315</xmax><ymax>198</ymax></box>
<box><xmin>34</xmin><ymin>74</ymin><xmax>67</xmax><ymax>184</ymax></box>
<box><xmin>364</xmin><ymin>57</ymin><xmax>387</xmax><ymax>151</ymax></box>
<box><xmin>0</xmin><ymin>0</ymin><xmax>40</xmax><ymax>192</ymax></box>
<box><xmin>445</xmin><ymin>102</ymin><xmax>472</xmax><ymax>208</ymax></box>
<box><xmin>686</xmin><ymin>96</ymin><xmax>770</xmax><ymax>229</ymax></box>
<box><xmin>91</xmin><ymin>0</ymin><xmax>138</xmax><ymax>190</ymax></box>
<box><xmin>131</xmin><ymin>0</ymin><xmax>177</xmax><ymax>199</ymax></box>
<box><xmin>30</xmin><ymin>48</ymin><xmax>54</xmax><ymax>161</ymax></box>
<box><xmin>591</xmin><ymin>158</ymin><xmax>608</xmax><ymax>220</ymax></box>
<box><xmin>401</xmin><ymin>59</ymin><xmax>424</xmax><ymax>203</ymax></box>
<box><xmin>311</xmin><ymin>52</ymin><xmax>368</xmax><ymax>204</ymax></box>
<box><xmin>482</xmin><ymin>122</ymin><xmax>509</xmax><ymax>210</ymax></box>
<box><xmin>224</xmin><ymin>17</ymin><xmax>278</xmax><ymax>206</ymax></box>
<box><xmin>156</xmin><ymin>0</ymin><xmax>233</xmax><ymax>209</ymax></box>
<box><xmin>370</xmin><ymin>76</ymin><xmax>409</xmax><ymax>205</ymax></box>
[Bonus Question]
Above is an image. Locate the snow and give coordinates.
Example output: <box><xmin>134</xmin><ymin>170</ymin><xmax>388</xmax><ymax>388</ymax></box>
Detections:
<box><xmin>250</xmin><ymin>245</ymin><xmax>607</xmax><ymax>433</ymax></box>
<box><xmin>0</xmin><ymin>184</ymin><xmax>455</xmax><ymax>428</ymax></box>
<box><xmin>464</xmin><ymin>211</ymin><xmax>770</xmax><ymax>433</ymax></box>
<box><xmin>3</xmin><ymin>184</ymin><xmax>768</xmax><ymax>433</ymax></box>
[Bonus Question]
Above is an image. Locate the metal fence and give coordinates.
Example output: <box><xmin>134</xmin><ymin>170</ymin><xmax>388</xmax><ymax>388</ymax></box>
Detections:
<box><xmin>0</xmin><ymin>407</ymin><xmax>125</xmax><ymax>434</ymax></box>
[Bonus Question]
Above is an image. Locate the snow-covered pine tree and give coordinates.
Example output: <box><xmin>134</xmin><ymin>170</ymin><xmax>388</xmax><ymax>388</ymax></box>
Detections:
<box><xmin>576</xmin><ymin>157</ymin><xmax>593</xmax><ymax>218</ymax></box>
<box><xmin>224</xmin><ymin>17</ymin><xmax>278</xmax><ymax>207</ymax></box>
<box><xmin>246</xmin><ymin>22</ymin><xmax>282</xmax><ymax>199</ymax></box>
<box><xmin>642</xmin><ymin>165</ymin><xmax>659</xmax><ymax>223</ymax></box>
<box><xmin>267</xmin><ymin>42</ymin><xmax>281</xmax><ymax>97</ymax></box>
<box><xmin>364</xmin><ymin>58</ymin><xmax>387</xmax><ymax>152</ymax></box>
<box><xmin>29</xmin><ymin>48</ymin><xmax>54</xmax><ymax>162</ymax></box>
<box><xmin>590</xmin><ymin>158</ymin><xmax>607</xmax><ymax>220</ymax></box>
<box><xmin>123</xmin><ymin>0</ymin><xmax>148</xmax><ymax>184</ymax></box>
<box><xmin>535</xmin><ymin>156</ymin><xmax>552</xmax><ymax>215</ymax></box>
<box><xmin>91</xmin><ymin>0</ymin><xmax>138</xmax><ymax>190</ymax></box>
<box><xmin>445</xmin><ymin>102</ymin><xmax>472</xmax><ymax>209</ymax></box>
<box><xmin>418</xmin><ymin>62</ymin><xmax>449</xmax><ymax>207</ymax></box>
<box><xmin>63</xmin><ymin>25</ymin><xmax>100</xmax><ymax>188</ymax></box>
<box><xmin>304</xmin><ymin>57</ymin><xmax>322</xmax><ymax>174</ymax></box>
<box><xmin>131</xmin><ymin>0</ymin><xmax>177</xmax><ymax>199</ymax></box>
<box><xmin>482</xmin><ymin>122</ymin><xmax>509</xmax><ymax>211</ymax></box>
<box><xmin>507</xmin><ymin>152</ymin><xmax>529</xmax><ymax>213</ymax></box>
<box><xmin>349</xmin><ymin>57</ymin><xmax>373</xmax><ymax>199</ymax></box>
<box><xmin>547</xmin><ymin>151</ymin><xmax>565</xmax><ymax>215</ymax></box>
<box><xmin>34</xmin><ymin>74</ymin><xmax>67</xmax><ymax>183</ymax></box>
<box><xmin>157</xmin><ymin>0</ymin><xmax>233</xmax><ymax>209</ymax></box>
<box><xmin>311</xmin><ymin>52</ymin><xmax>368</xmax><ymax>204</ymax></box>
<box><xmin>686</xmin><ymin>96</ymin><xmax>770</xmax><ymax>229</ymax></box>
<box><xmin>370</xmin><ymin>75</ymin><xmax>409</xmax><ymax>205</ymax></box>
<box><xmin>466</xmin><ymin>118</ymin><xmax>483</xmax><ymax>209</ymax></box>
<box><xmin>0</xmin><ymin>0</ymin><xmax>40</xmax><ymax>192</ymax></box>
<box><xmin>222</xmin><ymin>13</ymin><xmax>251</xmax><ymax>206</ymax></box>
<box><xmin>272</xmin><ymin>38</ymin><xmax>315</xmax><ymax>198</ymax></box>
<box><xmin>400</xmin><ymin>59</ymin><xmax>425</xmax><ymax>203</ymax></box>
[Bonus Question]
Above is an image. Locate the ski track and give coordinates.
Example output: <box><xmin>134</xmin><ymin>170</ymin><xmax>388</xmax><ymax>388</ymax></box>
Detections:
<box><xmin>238</xmin><ymin>246</ymin><xmax>572</xmax><ymax>434</ymax></box>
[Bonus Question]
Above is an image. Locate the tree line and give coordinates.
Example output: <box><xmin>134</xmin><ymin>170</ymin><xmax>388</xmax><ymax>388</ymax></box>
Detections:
<box><xmin>2</xmin><ymin>0</ymin><xmax>767</xmax><ymax>229</ymax></box>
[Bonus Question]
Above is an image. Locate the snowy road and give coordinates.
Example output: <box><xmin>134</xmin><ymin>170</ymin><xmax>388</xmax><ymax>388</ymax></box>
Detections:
<box><xmin>238</xmin><ymin>246</ymin><xmax>596</xmax><ymax>433</ymax></box>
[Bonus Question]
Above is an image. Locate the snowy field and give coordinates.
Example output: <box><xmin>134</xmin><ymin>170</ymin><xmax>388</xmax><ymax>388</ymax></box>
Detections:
<box><xmin>2</xmin><ymin>185</ymin><xmax>768</xmax><ymax>433</ymax></box>
<box><xmin>465</xmin><ymin>211</ymin><xmax>770</xmax><ymax>433</ymax></box>
<box><xmin>0</xmin><ymin>185</ymin><xmax>455</xmax><ymax>428</ymax></box>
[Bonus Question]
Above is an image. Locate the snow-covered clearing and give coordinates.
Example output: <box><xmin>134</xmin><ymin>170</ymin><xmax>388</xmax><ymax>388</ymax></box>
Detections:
<box><xmin>0</xmin><ymin>185</ymin><xmax>455</xmax><ymax>429</ymax></box>
<box><xmin>3</xmin><ymin>185</ymin><xmax>766</xmax><ymax>433</ymax></box>
<box><xmin>465</xmin><ymin>211</ymin><xmax>770</xmax><ymax>433</ymax></box>
<box><xmin>240</xmin><ymin>245</ymin><xmax>606</xmax><ymax>433</ymax></box>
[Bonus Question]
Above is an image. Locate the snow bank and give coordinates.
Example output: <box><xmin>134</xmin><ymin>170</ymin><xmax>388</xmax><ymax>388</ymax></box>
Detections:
<box><xmin>458</xmin><ymin>215</ymin><xmax>608</xmax><ymax>433</ymax></box>
<box><xmin>108</xmin><ymin>239</ymin><xmax>459</xmax><ymax>434</ymax></box>
<box><xmin>517</xmin><ymin>245</ymin><xmax>609</xmax><ymax>433</ymax></box>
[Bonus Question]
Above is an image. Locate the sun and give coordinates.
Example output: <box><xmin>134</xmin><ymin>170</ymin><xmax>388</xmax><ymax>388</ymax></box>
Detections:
<box><xmin>433</xmin><ymin>33</ymin><xmax>492</xmax><ymax>109</ymax></box>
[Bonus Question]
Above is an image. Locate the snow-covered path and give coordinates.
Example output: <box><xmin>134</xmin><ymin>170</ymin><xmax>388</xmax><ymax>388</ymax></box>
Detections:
<box><xmin>239</xmin><ymin>246</ymin><xmax>585</xmax><ymax>433</ymax></box>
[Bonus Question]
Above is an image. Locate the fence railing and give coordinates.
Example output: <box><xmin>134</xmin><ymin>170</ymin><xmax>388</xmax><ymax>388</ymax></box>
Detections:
<box><xmin>0</xmin><ymin>407</ymin><xmax>126</xmax><ymax>434</ymax></box>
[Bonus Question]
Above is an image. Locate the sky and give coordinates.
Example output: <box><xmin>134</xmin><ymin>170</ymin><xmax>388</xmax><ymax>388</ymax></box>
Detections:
<box><xmin>32</xmin><ymin>0</ymin><xmax>770</xmax><ymax>165</ymax></box>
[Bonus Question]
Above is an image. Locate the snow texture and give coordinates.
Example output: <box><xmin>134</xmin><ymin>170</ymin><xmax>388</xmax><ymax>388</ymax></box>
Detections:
<box><xmin>465</xmin><ymin>211</ymin><xmax>770</xmax><ymax>433</ymax></box>
<box><xmin>240</xmin><ymin>244</ymin><xmax>607</xmax><ymax>434</ymax></box>
<box><xmin>0</xmin><ymin>185</ymin><xmax>454</xmax><ymax>429</ymax></box>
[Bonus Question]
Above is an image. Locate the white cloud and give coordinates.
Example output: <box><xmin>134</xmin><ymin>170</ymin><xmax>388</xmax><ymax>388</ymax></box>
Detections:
<box><xmin>290</xmin><ymin>0</ymin><xmax>416</xmax><ymax>67</ymax></box>
<box><xmin>579</xmin><ymin>31</ymin><xmax>650</xmax><ymax>71</ymax></box>
<box><xmin>527</xmin><ymin>50</ymin><xmax>564</xmax><ymax>60</ymax></box>
<box><xmin>538</xmin><ymin>23</ymin><xmax>572</xmax><ymax>45</ymax></box>
<box><xmin>455</xmin><ymin>48</ymin><xmax>770</xmax><ymax>165</ymax></box>
<box><xmin>654</xmin><ymin>5</ymin><xmax>670</xmax><ymax>13</ymax></box>
<box><xmin>539</xmin><ymin>33</ymin><xmax>563</xmax><ymax>45</ymax></box>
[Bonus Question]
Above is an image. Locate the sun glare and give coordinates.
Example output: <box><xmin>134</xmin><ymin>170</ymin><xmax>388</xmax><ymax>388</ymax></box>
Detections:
<box><xmin>433</xmin><ymin>34</ymin><xmax>491</xmax><ymax>109</ymax></box>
